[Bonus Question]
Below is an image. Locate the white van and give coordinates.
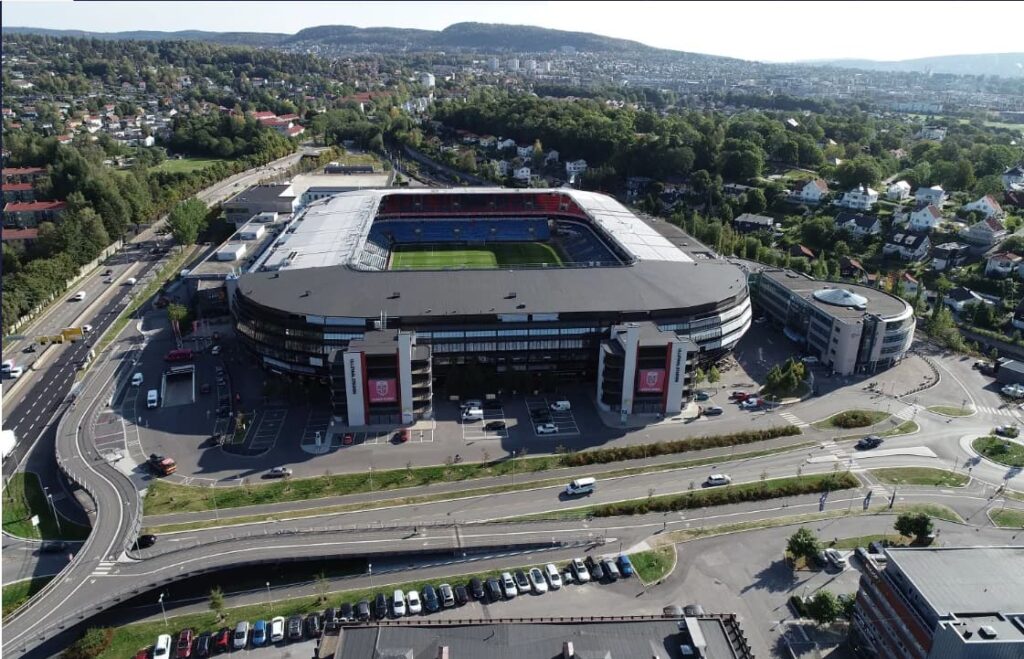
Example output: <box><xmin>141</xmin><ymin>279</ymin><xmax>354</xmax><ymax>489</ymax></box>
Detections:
<box><xmin>550</xmin><ymin>400</ymin><xmax>571</xmax><ymax>412</ymax></box>
<box><xmin>72</xmin><ymin>291</ymin><xmax>87</xmax><ymax>302</ymax></box>
<box><xmin>131</xmin><ymin>372</ymin><xmax>144</xmax><ymax>386</ymax></box>
<box><xmin>565</xmin><ymin>477</ymin><xmax>596</xmax><ymax>496</ymax></box>
<box><xmin>153</xmin><ymin>633</ymin><xmax>173</xmax><ymax>658</ymax></box>
<box><xmin>125</xmin><ymin>277</ymin><xmax>138</xmax><ymax>286</ymax></box>
<box><xmin>461</xmin><ymin>407</ymin><xmax>484</xmax><ymax>422</ymax></box>
<box><xmin>147</xmin><ymin>389</ymin><xmax>159</xmax><ymax>408</ymax></box>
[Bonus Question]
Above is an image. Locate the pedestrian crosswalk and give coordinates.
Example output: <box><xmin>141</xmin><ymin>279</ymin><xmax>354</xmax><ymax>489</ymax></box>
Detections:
<box><xmin>779</xmin><ymin>411</ymin><xmax>808</xmax><ymax>428</ymax></box>
<box><xmin>892</xmin><ymin>404</ymin><xmax>917</xmax><ymax>421</ymax></box>
<box><xmin>94</xmin><ymin>561</ymin><xmax>116</xmax><ymax>576</ymax></box>
<box><xmin>975</xmin><ymin>405</ymin><xmax>1017</xmax><ymax>418</ymax></box>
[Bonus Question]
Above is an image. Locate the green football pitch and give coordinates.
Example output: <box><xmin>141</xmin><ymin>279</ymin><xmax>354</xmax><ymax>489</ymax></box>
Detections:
<box><xmin>389</xmin><ymin>242</ymin><xmax>565</xmax><ymax>269</ymax></box>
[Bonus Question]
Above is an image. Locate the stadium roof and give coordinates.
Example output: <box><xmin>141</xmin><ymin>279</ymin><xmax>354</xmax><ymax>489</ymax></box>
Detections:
<box><xmin>886</xmin><ymin>546</ymin><xmax>1024</xmax><ymax>616</ymax></box>
<box><xmin>761</xmin><ymin>269</ymin><xmax>909</xmax><ymax>321</ymax></box>
<box><xmin>258</xmin><ymin>188</ymin><xmax>692</xmax><ymax>273</ymax></box>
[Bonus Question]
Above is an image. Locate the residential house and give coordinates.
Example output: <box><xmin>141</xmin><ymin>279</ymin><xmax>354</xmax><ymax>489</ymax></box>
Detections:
<box><xmin>835</xmin><ymin>211</ymin><xmax>881</xmax><ymax>237</ymax></box>
<box><xmin>512</xmin><ymin>166</ymin><xmax>531</xmax><ymax>182</ymax></box>
<box><xmin>916</xmin><ymin>126</ymin><xmax>947</xmax><ymax>141</ymax></box>
<box><xmin>477</xmin><ymin>136</ymin><xmax>496</xmax><ymax>148</ymax></box>
<box><xmin>836</xmin><ymin>184</ymin><xmax>879</xmax><ymax>211</ymax></box>
<box><xmin>1006</xmin><ymin>190</ymin><xmax>1024</xmax><ymax>210</ymax></box>
<box><xmin>565</xmin><ymin>159</ymin><xmax>588</xmax><ymax>176</ymax></box>
<box><xmin>516</xmin><ymin>145</ymin><xmax>534</xmax><ymax>159</ymax></box>
<box><xmin>883</xmin><ymin>231</ymin><xmax>930</xmax><ymax>261</ymax></box>
<box><xmin>886</xmin><ymin>180</ymin><xmax>911</xmax><ymax>201</ymax></box>
<box><xmin>2</xmin><ymin>182</ymin><xmax>35</xmax><ymax>203</ymax></box>
<box><xmin>732</xmin><ymin>213</ymin><xmax>775</xmax><ymax>233</ymax></box>
<box><xmin>1</xmin><ymin>166</ymin><xmax>46</xmax><ymax>184</ymax></box>
<box><xmin>960</xmin><ymin>217</ymin><xmax>1008</xmax><ymax>247</ymax></box>
<box><xmin>908</xmin><ymin>202</ymin><xmax>943</xmax><ymax>232</ymax></box>
<box><xmin>881</xmin><ymin>271</ymin><xmax>921</xmax><ymax>298</ymax></box>
<box><xmin>788</xmin><ymin>244</ymin><xmax>815</xmax><ymax>260</ymax></box>
<box><xmin>931</xmin><ymin>242</ymin><xmax>970</xmax><ymax>272</ymax></box>
<box><xmin>839</xmin><ymin>256</ymin><xmax>867</xmax><ymax>280</ymax></box>
<box><xmin>1013</xmin><ymin>299</ymin><xmax>1024</xmax><ymax>331</ymax></box>
<box><xmin>961</xmin><ymin>195</ymin><xmax>1005</xmax><ymax>219</ymax></box>
<box><xmin>3</xmin><ymin>200</ymin><xmax>66</xmax><ymax>227</ymax></box>
<box><xmin>544</xmin><ymin>149</ymin><xmax>559</xmax><ymax>164</ymax></box>
<box><xmin>914</xmin><ymin>185</ymin><xmax>947</xmax><ymax>206</ymax></box>
<box><xmin>944</xmin><ymin>287</ymin><xmax>988</xmax><ymax>314</ymax></box>
<box><xmin>492</xmin><ymin>160</ymin><xmax>510</xmax><ymax>177</ymax></box>
<box><xmin>0</xmin><ymin>227</ymin><xmax>38</xmax><ymax>248</ymax></box>
<box><xmin>496</xmin><ymin>138</ymin><xmax>516</xmax><ymax>151</ymax></box>
<box><xmin>1002</xmin><ymin>164</ymin><xmax>1024</xmax><ymax>191</ymax></box>
<box><xmin>985</xmin><ymin>252</ymin><xmax>1022</xmax><ymax>277</ymax></box>
<box><xmin>789</xmin><ymin>178</ymin><xmax>828</xmax><ymax>204</ymax></box>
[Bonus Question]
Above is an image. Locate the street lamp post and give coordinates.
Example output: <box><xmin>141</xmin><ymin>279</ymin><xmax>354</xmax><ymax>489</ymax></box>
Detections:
<box><xmin>266</xmin><ymin>581</ymin><xmax>271</xmax><ymax>616</ymax></box>
<box><xmin>158</xmin><ymin>592</ymin><xmax>168</xmax><ymax>628</ymax></box>
<box><xmin>368</xmin><ymin>562</ymin><xmax>373</xmax><ymax>591</ymax></box>
<box><xmin>210</xmin><ymin>483</ymin><xmax>219</xmax><ymax>521</ymax></box>
<box><xmin>44</xmin><ymin>488</ymin><xmax>62</xmax><ymax>535</ymax></box>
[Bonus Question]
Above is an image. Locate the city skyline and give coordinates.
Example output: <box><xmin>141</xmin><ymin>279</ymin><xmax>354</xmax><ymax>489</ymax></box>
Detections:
<box><xmin>4</xmin><ymin>0</ymin><xmax>1023</xmax><ymax>64</ymax></box>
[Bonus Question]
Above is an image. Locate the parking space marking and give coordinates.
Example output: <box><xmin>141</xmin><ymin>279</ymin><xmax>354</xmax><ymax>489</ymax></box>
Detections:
<box><xmin>462</xmin><ymin>403</ymin><xmax>508</xmax><ymax>441</ymax></box>
<box><xmin>246</xmin><ymin>407</ymin><xmax>287</xmax><ymax>450</ymax></box>
<box><xmin>525</xmin><ymin>396</ymin><xmax>580</xmax><ymax>437</ymax></box>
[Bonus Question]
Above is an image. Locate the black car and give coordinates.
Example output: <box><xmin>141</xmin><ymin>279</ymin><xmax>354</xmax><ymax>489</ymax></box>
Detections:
<box><xmin>23</xmin><ymin>344</ymin><xmax>36</xmax><ymax>353</ymax></box>
<box><xmin>338</xmin><ymin>603</ymin><xmax>353</xmax><ymax>622</ymax></box>
<box><xmin>287</xmin><ymin>615</ymin><xmax>304</xmax><ymax>640</ymax></box>
<box><xmin>374</xmin><ymin>593</ymin><xmax>388</xmax><ymax>620</ymax></box>
<box><xmin>513</xmin><ymin>570</ymin><xmax>530</xmax><ymax>593</ymax></box>
<box><xmin>422</xmin><ymin>585</ymin><xmax>440</xmax><ymax>612</ymax></box>
<box><xmin>355</xmin><ymin>600</ymin><xmax>371</xmax><ymax>622</ymax></box>
<box><xmin>304</xmin><ymin>613</ymin><xmax>321</xmax><ymax>638</ymax></box>
<box><xmin>856</xmin><ymin>435</ymin><xmax>883</xmax><ymax>450</ymax></box>
<box><xmin>454</xmin><ymin>584</ymin><xmax>469</xmax><ymax>606</ymax></box>
<box><xmin>132</xmin><ymin>534</ymin><xmax>157</xmax><ymax>550</ymax></box>
<box><xmin>485</xmin><ymin>578</ymin><xmax>503</xmax><ymax>602</ymax></box>
<box><xmin>323</xmin><ymin>608</ymin><xmax>339</xmax><ymax>631</ymax></box>
<box><xmin>600</xmin><ymin>558</ymin><xmax>620</xmax><ymax>582</ymax></box>
<box><xmin>485</xmin><ymin>421</ymin><xmax>506</xmax><ymax>431</ymax></box>
<box><xmin>585</xmin><ymin>556</ymin><xmax>605</xmax><ymax>582</ymax></box>
<box><xmin>469</xmin><ymin>578</ymin><xmax>485</xmax><ymax>600</ymax></box>
<box><xmin>39</xmin><ymin>540</ymin><xmax>69</xmax><ymax>553</ymax></box>
<box><xmin>194</xmin><ymin>632</ymin><xmax>212</xmax><ymax>658</ymax></box>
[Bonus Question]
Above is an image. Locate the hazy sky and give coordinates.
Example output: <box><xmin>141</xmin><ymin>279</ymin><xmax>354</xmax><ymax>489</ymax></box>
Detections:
<box><xmin>5</xmin><ymin>1</ymin><xmax>1023</xmax><ymax>63</ymax></box>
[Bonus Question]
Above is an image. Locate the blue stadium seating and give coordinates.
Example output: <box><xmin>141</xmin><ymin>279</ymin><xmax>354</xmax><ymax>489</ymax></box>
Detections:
<box><xmin>371</xmin><ymin>218</ymin><xmax>550</xmax><ymax>244</ymax></box>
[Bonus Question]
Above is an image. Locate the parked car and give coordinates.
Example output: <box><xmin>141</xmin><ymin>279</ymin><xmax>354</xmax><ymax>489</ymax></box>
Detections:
<box><xmin>528</xmin><ymin>567</ymin><xmax>548</xmax><ymax>594</ymax></box>
<box><xmin>392</xmin><ymin>590</ymin><xmax>406</xmax><ymax>617</ymax></box>
<box><xmin>194</xmin><ymin>632</ymin><xmax>212</xmax><ymax>658</ymax></box>
<box><xmin>422</xmin><ymin>585</ymin><xmax>440</xmax><ymax>612</ymax></box>
<box><xmin>212</xmin><ymin>628</ymin><xmax>231</xmax><ymax>654</ymax></box>
<box><xmin>337</xmin><ymin>604</ymin><xmax>353</xmax><ymax>622</ymax></box>
<box><xmin>995</xmin><ymin>425</ymin><xmax>1020</xmax><ymax>438</ymax></box>
<box><xmin>154</xmin><ymin>634</ymin><xmax>173</xmax><ymax>659</ymax></box>
<box><xmin>406</xmin><ymin>589</ymin><xmax>422</xmax><ymax>615</ymax></box>
<box><xmin>342</xmin><ymin>433</ymin><xmax>355</xmax><ymax>445</ymax></box>
<box><xmin>704</xmin><ymin>474</ymin><xmax>732</xmax><ymax>487</ymax></box>
<box><xmin>683</xmin><ymin>604</ymin><xmax>706</xmax><ymax>616</ymax></box>
<box><xmin>536</xmin><ymin>422</ymin><xmax>558</xmax><ymax>434</ymax></box>
<box><xmin>267</xmin><ymin>466</ymin><xmax>292</xmax><ymax>478</ymax></box>
<box><xmin>703</xmin><ymin>405</ymin><xmax>724</xmax><ymax>416</ymax></box>
<box><xmin>372</xmin><ymin>593</ymin><xmax>387</xmax><ymax>620</ymax></box>
<box><xmin>396</xmin><ymin>428</ymin><xmax>410</xmax><ymax>443</ymax></box>
<box><xmin>514</xmin><ymin>570</ymin><xmax>531</xmax><ymax>594</ymax></box>
<box><xmin>485</xmin><ymin>578</ymin><xmax>503</xmax><ymax>602</ymax></box>
<box><xmin>322</xmin><ymin>608</ymin><xmax>339</xmax><ymax>631</ymax></box>
<box><xmin>856</xmin><ymin>435</ymin><xmax>884</xmax><ymax>450</ymax></box>
<box><xmin>485</xmin><ymin>421</ymin><xmax>506</xmax><ymax>431</ymax></box>
<box><xmin>570</xmin><ymin>558</ymin><xmax>590</xmax><ymax>583</ymax></box>
<box><xmin>549</xmin><ymin>400</ymin><xmax>571</xmax><ymax>412</ymax></box>
<box><xmin>822</xmin><ymin>548</ymin><xmax>848</xmax><ymax>570</ymax></box>
<box><xmin>134</xmin><ymin>648</ymin><xmax>149</xmax><ymax>659</ymax></box>
<box><xmin>730</xmin><ymin>391</ymin><xmax>751</xmax><ymax>401</ymax></box>
<box><xmin>269</xmin><ymin>616</ymin><xmax>285</xmax><ymax>643</ymax></box>
<box><xmin>469</xmin><ymin>578</ymin><xmax>485</xmax><ymax>600</ymax></box>
<box><xmin>439</xmin><ymin>583</ymin><xmax>456</xmax><ymax>608</ymax></box>
<box><xmin>175</xmin><ymin>629</ymin><xmax>194</xmax><ymax>658</ymax></box>
<box><xmin>355</xmin><ymin>600</ymin><xmax>371</xmax><ymax>622</ymax></box>
<box><xmin>617</xmin><ymin>555</ymin><xmax>634</xmax><ymax>577</ymax></box>
<box><xmin>133</xmin><ymin>534</ymin><xmax>157</xmax><ymax>550</ymax></box>
<box><xmin>232</xmin><ymin>622</ymin><xmax>249</xmax><ymax>650</ymax></box>
<box><xmin>585</xmin><ymin>555</ymin><xmax>605</xmax><ymax>582</ymax></box>
<box><xmin>801</xmin><ymin>356</ymin><xmax>820</xmax><ymax>365</ymax></box>
<box><xmin>601</xmin><ymin>558</ymin><xmax>621</xmax><ymax>581</ymax></box>
<box><xmin>544</xmin><ymin>563</ymin><xmax>563</xmax><ymax>590</ymax></box>
<box><xmin>695</xmin><ymin>390</ymin><xmax>711</xmax><ymax>401</ymax></box>
<box><xmin>304</xmin><ymin>613</ymin><xmax>321</xmax><ymax>638</ymax></box>
<box><xmin>739</xmin><ymin>398</ymin><xmax>761</xmax><ymax>409</ymax></box>
<box><xmin>453</xmin><ymin>584</ymin><xmax>469</xmax><ymax>606</ymax></box>
<box><xmin>250</xmin><ymin>620</ymin><xmax>267</xmax><ymax>647</ymax></box>
<box><xmin>500</xmin><ymin>572</ymin><xmax>518</xmax><ymax>598</ymax></box>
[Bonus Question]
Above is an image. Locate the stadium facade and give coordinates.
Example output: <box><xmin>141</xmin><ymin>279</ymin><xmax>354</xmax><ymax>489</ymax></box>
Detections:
<box><xmin>229</xmin><ymin>188</ymin><xmax>752</xmax><ymax>426</ymax></box>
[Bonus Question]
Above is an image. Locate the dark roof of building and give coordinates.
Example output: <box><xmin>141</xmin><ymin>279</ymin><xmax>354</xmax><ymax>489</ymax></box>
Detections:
<box><xmin>835</xmin><ymin>211</ymin><xmax>879</xmax><ymax>229</ymax></box>
<box><xmin>223</xmin><ymin>184</ymin><xmax>295</xmax><ymax>206</ymax></box>
<box><xmin>336</xmin><ymin>617</ymin><xmax>749</xmax><ymax>659</ymax></box>
<box><xmin>885</xmin><ymin>547</ymin><xmax>1024</xmax><ymax>616</ymax></box>
<box><xmin>733</xmin><ymin>213</ymin><xmax>774</xmax><ymax>226</ymax></box>
<box><xmin>946</xmin><ymin>287</ymin><xmax>979</xmax><ymax>302</ymax></box>
<box><xmin>760</xmin><ymin>269</ymin><xmax>910</xmax><ymax>321</ymax></box>
<box><xmin>887</xmin><ymin>232</ymin><xmax>929</xmax><ymax>250</ymax></box>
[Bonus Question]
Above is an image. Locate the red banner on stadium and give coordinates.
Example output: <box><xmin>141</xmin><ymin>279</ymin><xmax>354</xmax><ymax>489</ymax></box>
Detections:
<box><xmin>637</xmin><ymin>369</ymin><xmax>666</xmax><ymax>393</ymax></box>
<box><xmin>367</xmin><ymin>378</ymin><xmax>398</xmax><ymax>403</ymax></box>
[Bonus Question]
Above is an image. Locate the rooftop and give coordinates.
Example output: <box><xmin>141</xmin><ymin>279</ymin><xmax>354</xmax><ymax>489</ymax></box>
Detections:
<box><xmin>223</xmin><ymin>184</ymin><xmax>295</xmax><ymax>207</ymax></box>
<box><xmin>761</xmin><ymin>269</ymin><xmax>909</xmax><ymax>321</ymax></box>
<box><xmin>886</xmin><ymin>546</ymin><xmax>1024</xmax><ymax>616</ymax></box>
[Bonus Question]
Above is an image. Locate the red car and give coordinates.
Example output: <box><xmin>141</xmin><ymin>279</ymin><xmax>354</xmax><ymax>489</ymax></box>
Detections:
<box><xmin>176</xmin><ymin>629</ymin><xmax>194</xmax><ymax>658</ymax></box>
<box><xmin>730</xmin><ymin>391</ymin><xmax>750</xmax><ymax>401</ymax></box>
<box><xmin>342</xmin><ymin>433</ymin><xmax>355</xmax><ymax>445</ymax></box>
<box><xmin>134</xmin><ymin>648</ymin><xmax>149</xmax><ymax>659</ymax></box>
<box><xmin>212</xmin><ymin>628</ymin><xmax>231</xmax><ymax>654</ymax></box>
<box><xmin>397</xmin><ymin>429</ymin><xmax>410</xmax><ymax>443</ymax></box>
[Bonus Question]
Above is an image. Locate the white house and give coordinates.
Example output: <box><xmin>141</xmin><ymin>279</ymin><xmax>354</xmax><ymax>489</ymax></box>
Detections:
<box><xmin>944</xmin><ymin>287</ymin><xmax>989</xmax><ymax>314</ymax></box>
<box><xmin>478</xmin><ymin>135</ymin><xmax>496</xmax><ymax>148</ymax></box>
<box><xmin>516</xmin><ymin>145</ymin><xmax>534</xmax><ymax>159</ymax></box>
<box><xmin>886</xmin><ymin>180</ymin><xmax>911</xmax><ymax>201</ymax></box>
<box><xmin>1003</xmin><ymin>164</ymin><xmax>1024</xmax><ymax>191</ymax></box>
<box><xmin>985</xmin><ymin>252</ymin><xmax>1023</xmax><ymax>278</ymax></box>
<box><xmin>491</xmin><ymin>160</ymin><xmax>510</xmax><ymax>177</ymax></box>
<box><xmin>960</xmin><ymin>217</ymin><xmax>1008</xmax><ymax>247</ymax></box>
<box><xmin>914</xmin><ymin>185</ymin><xmax>947</xmax><ymax>206</ymax></box>
<box><xmin>565</xmin><ymin>159</ymin><xmax>588</xmax><ymax>176</ymax></box>
<box><xmin>916</xmin><ymin>126</ymin><xmax>947</xmax><ymax>141</ymax></box>
<box><xmin>836</xmin><ymin>185</ymin><xmax>879</xmax><ymax>211</ymax></box>
<box><xmin>512</xmin><ymin>166</ymin><xmax>531</xmax><ymax>181</ymax></box>
<box><xmin>883</xmin><ymin>231</ymin><xmax>931</xmax><ymax>261</ymax></box>
<box><xmin>835</xmin><ymin>211</ymin><xmax>882</xmax><ymax>237</ymax></box>
<box><xmin>791</xmin><ymin>179</ymin><xmax>829</xmax><ymax>204</ymax></box>
<box><xmin>545</xmin><ymin>149</ymin><xmax>560</xmax><ymax>164</ymax></box>
<box><xmin>962</xmin><ymin>195</ymin><xmax>1005</xmax><ymax>219</ymax></box>
<box><xmin>496</xmin><ymin>138</ymin><xmax>516</xmax><ymax>151</ymax></box>
<box><xmin>908</xmin><ymin>202</ymin><xmax>943</xmax><ymax>232</ymax></box>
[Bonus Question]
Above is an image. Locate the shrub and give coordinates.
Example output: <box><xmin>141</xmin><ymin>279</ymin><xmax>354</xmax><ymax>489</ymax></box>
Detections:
<box><xmin>832</xmin><ymin>411</ymin><xmax>875</xmax><ymax>428</ymax></box>
<box><xmin>62</xmin><ymin>628</ymin><xmax>113</xmax><ymax>659</ymax></box>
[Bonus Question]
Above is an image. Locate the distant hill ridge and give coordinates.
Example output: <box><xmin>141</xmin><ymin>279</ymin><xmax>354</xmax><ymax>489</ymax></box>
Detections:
<box><xmin>808</xmin><ymin>52</ymin><xmax>1024</xmax><ymax>77</ymax></box>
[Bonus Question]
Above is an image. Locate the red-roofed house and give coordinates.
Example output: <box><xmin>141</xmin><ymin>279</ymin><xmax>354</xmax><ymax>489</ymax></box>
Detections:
<box><xmin>961</xmin><ymin>217</ymin><xmax>1008</xmax><ymax>247</ymax></box>
<box><xmin>277</xmin><ymin>114</ymin><xmax>300</xmax><ymax>122</ymax></box>
<box><xmin>1</xmin><ymin>227</ymin><xmax>38</xmax><ymax>247</ymax></box>
<box><xmin>908</xmin><ymin>202</ymin><xmax>943</xmax><ymax>232</ymax></box>
<box><xmin>285</xmin><ymin>125</ymin><xmax>305</xmax><ymax>138</ymax></box>
<box><xmin>252</xmin><ymin>111</ymin><xmax>277</xmax><ymax>120</ymax></box>
<box><xmin>962</xmin><ymin>195</ymin><xmax>1005</xmax><ymax>219</ymax></box>
<box><xmin>2</xmin><ymin>182</ymin><xmax>35</xmax><ymax>203</ymax></box>
<box><xmin>3</xmin><ymin>200</ymin><xmax>66</xmax><ymax>227</ymax></box>
<box><xmin>986</xmin><ymin>252</ymin><xmax>1023</xmax><ymax>277</ymax></box>
<box><xmin>2</xmin><ymin>166</ymin><xmax>46</xmax><ymax>184</ymax></box>
<box><xmin>788</xmin><ymin>244</ymin><xmax>816</xmax><ymax>260</ymax></box>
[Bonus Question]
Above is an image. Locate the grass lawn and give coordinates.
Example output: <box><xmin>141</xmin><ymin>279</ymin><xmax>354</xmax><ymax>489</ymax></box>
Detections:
<box><xmin>150</xmin><ymin>158</ymin><xmax>228</xmax><ymax>174</ymax></box>
<box><xmin>1</xmin><ymin>472</ymin><xmax>91</xmax><ymax>540</ymax></box>
<box><xmin>991</xmin><ymin>509</ymin><xmax>1024</xmax><ymax>528</ymax></box>
<box><xmin>812</xmin><ymin>410</ymin><xmax>890</xmax><ymax>430</ymax></box>
<box><xmin>2</xmin><ymin>576</ymin><xmax>54</xmax><ymax>619</ymax></box>
<box><xmin>332</xmin><ymin>151</ymin><xmax>382</xmax><ymax>167</ymax></box>
<box><xmin>870</xmin><ymin>467</ymin><xmax>968</xmax><ymax>487</ymax></box>
<box><xmin>390</xmin><ymin>242</ymin><xmax>564</xmax><ymax>269</ymax></box>
<box><xmin>927</xmin><ymin>405</ymin><xmax>974</xmax><ymax>417</ymax></box>
<box><xmin>972</xmin><ymin>436</ymin><xmax>1024</xmax><ymax>468</ymax></box>
<box><xmin>630</xmin><ymin>546</ymin><xmax>676</xmax><ymax>584</ymax></box>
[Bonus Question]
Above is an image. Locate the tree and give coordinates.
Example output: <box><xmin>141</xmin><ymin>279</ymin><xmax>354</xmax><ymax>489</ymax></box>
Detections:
<box><xmin>209</xmin><ymin>586</ymin><xmax>225</xmax><ymax>620</ymax></box>
<box><xmin>314</xmin><ymin>571</ymin><xmax>330</xmax><ymax>604</ymax></box>
<box><xmin>62</xmin><ymin>627</ymin><xmax>113</xmax><ymax>659</ymax></box>
<box><xmin>167</xmin><ymin>198</ymin><xmax>208</xmax><ymax>245</ymax></box>
<box><xmin>745</xmin><ymin>188</ymin><xmax>767</xmax><ymax>214</ymax></box>
<box><xmin>805</xmin><ymin>590</ymin><xmax>842</xmax><ymax>625</ymax></box>
<box><xmin>167</xmin><ymin>303</ymin><xmax>188</xmax><ymax>325</ymax></box>
<box><xmin>707</xmin><ymin>366</ymin><xmax>720</xmax><ymax>383</ymax></box>
<box><xmin>693</xmin><ymin>367</ymin><xmax>707</xmax><ymax>385</ymax></box>
<box><xmin>787</xmin><ymin>526</ymin><xmax>821</xmax><ymax>564</ymax></box>
<box><xmin>894</xmin><ymin>512</ymin><xmax>934</xmax><ymax>541</ymax></box>
<box><xmin>835</xmin><ymin>156</ymin><xmax>882</xmax><ymax>188</ymax></box>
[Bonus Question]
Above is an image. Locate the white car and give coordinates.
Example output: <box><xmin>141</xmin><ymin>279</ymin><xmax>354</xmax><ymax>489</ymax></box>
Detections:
<box><xmin>549</xmin><ymin>400</ymin><xmax>571</xmax><ymax>412</ymax></box>
<box><xmin>705</xmin><ymin>474</ymin><xmax>732</xmax><ymax>487</ymax></box>
<box><xmin>8</xmin><ymin>366</ymin><xmax>24</xmax><ymax>379</ymax></box>
<box><xmin>210</xmin><ymin>345</ymin><xmax>221</xmax><ymax>356</ymax></box>
<box><xmin>740</xmin><ymin>398</ymin><xmax>761</xmax><ymax>409</ymax></box>
<box><xmin>406</xmin><ymin>589</ymin><xmax>422</xmax><ymax>614</ymax></box>
<box><xmin>823</xmin><ymin>548</ymin><xmax>848</xmax><ymax>570</ymax></box>
<box><xmin>131</xmin><ymin>372</ymin><xmax>144</xmax><ymax>386</ymax></box>
<box><xmin>269</xmin><ymin>616</ymin><xmax>285</xmax><ymax>643</ymax></box>
<box><xmin>570</xmin><ymin>558</ymin><xmax>590</xmax><ymax>583</ymax></box>
<box><xmin>528</xmin><ymin>567</ymin><xmax>548</xmax><ymax>594</ymax></box>
<box><xmin>392</xmin><ymin>590</ymin><xmax>406</xmax><ymax>617</ymax></box>
<box><xmin>71</xmin><ymin>291</ymin><xmax>86</xmax><ymax>301</ymax></box>
<box><xmin>544</xmin><ymin>563</ymin><xmax>563</xmax><ymax>590</ymax></box>
<box><xmin>82</xmin><ymin>324</ymin><xmax>93</xmax><ymax>333</ymax></box>
<box><xmin>154</xmin><ymin>633</ymin><xmax>173</xmax><ymax>658</ymax></box>
<box><xmin>2</xmin><ymin>360</ymin><xmax>15</xmax><ymax>374</ymax></box>
<box><xmin>801</xmin><ymin>356</ymin><xmax>819</xmax><ymax>365</ymax></box>
<box><xmin>536</xmin><ymin>422</ymin><xmax>558</xmax><ymax>435</ymax></box>
<box><xmin>500</xmin><ymin>572</ymin><xmax>518</xmax><ymax>598</ymax></box>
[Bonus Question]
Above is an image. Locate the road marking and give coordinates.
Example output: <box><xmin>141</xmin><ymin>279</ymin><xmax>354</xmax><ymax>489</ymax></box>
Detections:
<box><xmin>778</xmin><ymin>411</ymin><xmax>808</xmax><ymax>427</ymax></box>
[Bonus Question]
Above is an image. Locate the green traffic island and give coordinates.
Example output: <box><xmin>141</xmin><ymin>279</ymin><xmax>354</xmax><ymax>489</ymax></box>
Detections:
<box><xmin>811</xmin><ymin>410</ymin><xmax>891</xmax><ymax>430</ymax></box>
<box><xmin>971</xmin><ymin>436</ymin><xmax>1024</xmax><ymax>468</ymax></box>
<box><xmin>1</xmin><ymin>472</ymin><xmax>91</xmax><ymax>541</ymax></box>
<box><xmin>869</xmin><ymin>467</ymin><xmax>969</xmax><ymax>488</ymax></box>
<box><xmin>2</xmin><ymin>576</ymin><xmax>54</xmax><ymax>620</ymax></box>
<box><xmin>628</xmin><ymin>545</ymin><xmax>677</xmax><ymax>584</ymax></box>
<box><xmin>926</xmin><ymin>405</ymin><xmax>975</xmax><ymax>417</ymax></box>
<box><xmin>143</xmin><ymin>425</ymin><xmax>803</xmax><ymax>516</ymax></box>
<box><xmin>990</xmin><ymin>509</ymin><xmax>1024</xmax><ymax>528</ymax></box>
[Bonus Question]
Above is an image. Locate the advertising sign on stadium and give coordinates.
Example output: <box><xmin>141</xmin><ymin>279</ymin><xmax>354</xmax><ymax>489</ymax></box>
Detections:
<box><xmin>637</xmin><ymin>369</ymin><xmax>666</xmax><ymax>393</ymax></box>
<box><xmin>368</xmin><ymin>378</ymin><xmax>398</xmax><ymax>403</ymax></box>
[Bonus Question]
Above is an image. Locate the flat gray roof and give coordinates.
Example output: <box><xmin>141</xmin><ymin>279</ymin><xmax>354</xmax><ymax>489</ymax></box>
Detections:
<box><xmin>761</xmin><ymin>269</ymin><xmax>910</xmax><ymax>321</ymax></box>
<box><xmin>223</xmin><ymin>184</ymin><xmax>295</xmax><ymax>207</ymax></box>
<box><xmin>336</xmin><ymin>618</ymin><xmax>744</xmax><ymax>659</ymax></box>
<box><xmin>887</xmin><ymin>546</ymin><xmax>1024</xmax><ymax>616</ymax></box>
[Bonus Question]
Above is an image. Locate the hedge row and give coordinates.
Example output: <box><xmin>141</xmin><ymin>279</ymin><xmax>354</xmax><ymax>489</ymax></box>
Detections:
<box><xmin>592</xmin><ymin>472</ymin><xmax>859</xmax><ymax>517</ymax></box>
<box><xmin>561</xmin><ymin>425</ymin><xmax>802</xmax><ymax>467</ymax></box>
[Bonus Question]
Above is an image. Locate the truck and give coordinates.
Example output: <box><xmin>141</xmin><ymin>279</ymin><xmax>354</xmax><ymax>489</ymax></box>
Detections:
<box><xmin>147</xmin><ymin>453</ymin><xmax>177</xmax><ymax>476</ymax></box>
<box><xmin>1</xmin><ymin>429</ymin><xmax>17</xmax><ymax>462</ymax></box>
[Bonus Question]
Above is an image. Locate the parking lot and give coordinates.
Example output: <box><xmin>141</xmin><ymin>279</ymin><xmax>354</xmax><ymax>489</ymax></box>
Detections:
<box><xmin>460</xmin><ymin>400</ymin><xmax>509</xmax><ymax>442</ymax></box>
<box><xmin>526</xmin><ymin>396</ymin><xmax>580</xmax><ymax>438</ymax></box>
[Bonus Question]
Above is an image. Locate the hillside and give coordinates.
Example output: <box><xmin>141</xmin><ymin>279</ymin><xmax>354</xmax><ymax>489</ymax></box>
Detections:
<box><xmin>810</xmin><ymin>52</ymin><xmax>1024</xmax><ymax>78</ymax></box>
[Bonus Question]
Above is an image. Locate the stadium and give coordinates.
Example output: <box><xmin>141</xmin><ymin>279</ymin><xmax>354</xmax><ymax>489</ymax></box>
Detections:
<box><xmin>230</xmin><ymin>188</ymin><xmax>752</xmax><ymax>426</ymax></box>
